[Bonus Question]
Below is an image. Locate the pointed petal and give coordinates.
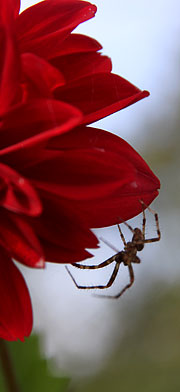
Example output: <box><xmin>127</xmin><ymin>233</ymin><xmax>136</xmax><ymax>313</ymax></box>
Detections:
<box><xmin>0</xmin><ymin>163</ymin><xmax>42</xmax><ymax>216</ymax></box>
<box><xmin>68</xmin><ymin>190</ymin><xmax>160</xmax><ymax>228</ymax></box>
<box><xmin>42</xmin><ymin>240</ymin><xmax>94</xmax><ymax>264</ymax></box>
<box><xmin>0</xmin><ymin>211</ymin><xmax>44</xmax><ymax>268</ymax></box>
<box><xmin>16</xmin><ymin>0</ymin><xmax>97</xmax><ymax>58</ymax></box>
<box><xmin>51</xmin><ymin>52</ymin><xmax>112</xmax><ymax>83</ymax></box>
<box><xmin>55</xmin><ymin>73</ymin><xmax>149</xmax><ymax>124</ymax></box>
<box><xmin>50</xmin><ymin>33</ymin><xmax>102</xmax><ymax>57</ymax></box>
<box><xmin>46</xmin><ymin>126</ymin><xmax>160</xmax><ymax>227</ymax></box>
<box><xmin>48</xmin><ymin>126</ymin><xmax>157</xmax><ymax>179</ymax></box>
<box><xmin>0</xmin><ymin>250</ymin><xmax>32</xmax><ymax>341</ymax></box>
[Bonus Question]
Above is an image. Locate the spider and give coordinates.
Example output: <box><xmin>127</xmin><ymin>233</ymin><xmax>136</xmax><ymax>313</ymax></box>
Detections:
<box><xmin>66</xmin><ymin>202</ymin><xmax>161</xmax><ymax>298</ymax></box>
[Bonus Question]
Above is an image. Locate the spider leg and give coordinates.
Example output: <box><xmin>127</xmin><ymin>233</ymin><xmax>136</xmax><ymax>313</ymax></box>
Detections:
<box><xmin>117</xmin><ymin>215</ymin><xmax>134</xmax><ymax>234</ymax></box>
<box><xmin>121</xmin><ymin>221</ymin><xmax>134</xmax><ymax>233</ymax></box>
<box><xmin>117</xmin><ymin>224</ymin><xmax>127</xmax><ymax>246</ymax></box>
<box><xmin>70</xmin><ymin>253</ymin><xmax>118</xmax><ymax>270</ymax></box>
<box><xmin>142</xmin><ymin>207</ymin><xmax>146</xmax><ymax>238</ymax></box>
<box><xmin>95</xmin><ymin>264</ymin><xmax>135</xmax><ymax>299</ymax></box>
<box><xmin>139</xmin><ymin>200</ymin><xmax>161</xmax><ymax>243</ymax></box>
<box><xmin>66</xmin><ymin>262</ymin><xmax>120</xmax><ymax>290</ymax></box>
<box><xmin>99</xmin><ymin>237</ymin><xmax>119</xmax><ymax>253</ymax></box>
<box><xmin>144</xmin><ymin>210</ymin><xmax>161</xmax><ymax>243</ymax></box>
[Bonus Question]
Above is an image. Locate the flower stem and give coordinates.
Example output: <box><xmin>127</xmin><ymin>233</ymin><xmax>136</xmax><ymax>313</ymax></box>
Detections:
<box><xmin>0</xmin><ymin>340</ymin><xmax>20</xmax><ymax>392</ymax></box>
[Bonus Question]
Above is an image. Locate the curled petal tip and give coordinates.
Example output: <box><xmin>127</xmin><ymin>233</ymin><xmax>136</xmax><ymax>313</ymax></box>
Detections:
<box><xmin>142</xmin><ymin>90</ymin><xmax>150</xmax><ymax>98</ymax></box>
<box><xmin>35</xmin><ymin>257</ymin><xmax>45</xmax><ymax>269</ymax></box>
<box><xmin>85</xmin><ymin>4</ymin><xmax>97</xmax><ymax>17</ymax></box>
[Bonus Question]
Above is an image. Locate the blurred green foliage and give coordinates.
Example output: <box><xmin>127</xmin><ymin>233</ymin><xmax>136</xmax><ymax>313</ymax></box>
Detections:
<box><xmin>0</xmin><ymin>335</ymin><xmax>70</xmax><ymax>392</ymax></box>
<box><xmin>73</xmin><ymin>285</ymin><xmax>180</xmax><ymax>392</ymax></box>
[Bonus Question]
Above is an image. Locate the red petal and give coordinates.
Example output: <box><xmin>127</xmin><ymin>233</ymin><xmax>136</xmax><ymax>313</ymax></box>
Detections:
<box><xmin>0</xmin><ymin>16</ymin><xmax>21</xmax><ymax>115</ymax></box>
<box><xmin>16</xmin><ymin>0</ymin><xmax>97</xmax><ymax>58</ymax></box>
<box><xmin>0</xmin><ymin>99</ymin><xmax>82</xmax><ymax>156</ymax></box>
<box><xmin>0</xmin><ymin>163</ymin><xmax>42</xmax><ymax>216</ymax></box>
<box><xmin>0</xmin><ymin>250</ymin><xmax>32</xmax><ymax>341</ymax></box>
<box><xmin>47</xmin><ymin>126</ymin><xmax>158</xmax><ymax>180</ymax></box>
<box><xmin>55</xmin><ymin>73</ymin><xmax>149</xmax><ymax>124</ymax></box>
<box><xmin>31</xmin><ymin>195</ymin><xmax>98</xmax><ymax>263</ymax></box>
<box><xmin>49</xmin><ymin>33</ymin><xmax>102</xmax><ymax>57</ymax></box>
<box><xmin>60</xmin><ymin>191</ymin><xmax>159</xmax><ymax>228</ymax></box>
<box><xmin>42</xmin><ymin>240</ymin><xmax>94</xmax><ymax>264</ymax></box>
<box><xmin>51</xmin><ymin>52</ymin><xmax>112</xmax><ymax>83</ymax></box>
<box><xmin>1</xmin><ymin>145</ymin><xmax>60</xmax><ymax>174</ymax></box>
<box><xmin>28</xmin><ymin>149</ymin><xmax>134</xmax><ymax>200</ymax></box>
<box><xmin>46</xmin><ymin>126</ymin><xmax>160</xmax><ymax>227</ymax></box>
<box><xmin>0</xmin><ymin>0</ymin><xmax>20</xmax><ymax>22</ymax></box>
<box><xmin>13</xmin><ymin>0</ymin><xmax>20</xmax><ymax>18</ymax></box>
<box><xmin>22</xmin><ymin>53</ymin><xmax>65</xmax><ymax>97</ymax></box>
<box><xmin>0</xmin><ymin>211</ymin><xmax>44</xmax><ymax>268</ymax></box>
<box><xmin>9</xmin><ymin>0</ymin><xmax>20</xmax><ymax>18</ymax></box>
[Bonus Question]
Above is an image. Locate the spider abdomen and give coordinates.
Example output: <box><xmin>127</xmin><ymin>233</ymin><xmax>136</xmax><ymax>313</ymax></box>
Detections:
<box><xmin>136</xmin><ymin>243</ymin><xmax>144</xmax><ymax>251</ymax></box>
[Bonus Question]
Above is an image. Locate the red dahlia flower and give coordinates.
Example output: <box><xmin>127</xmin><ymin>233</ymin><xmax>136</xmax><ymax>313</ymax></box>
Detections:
<box><xmin>0</xmin><ymin>0</ymin><xmax>160</xmax><ymax>341</ymax></box>
<box><xmin>16</xmin><ymin>0</ymin><xmax>150</xmax><ymax>122</ymax></box>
